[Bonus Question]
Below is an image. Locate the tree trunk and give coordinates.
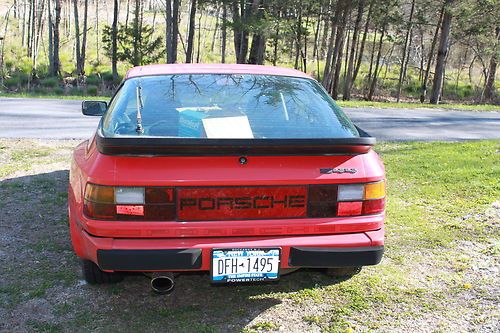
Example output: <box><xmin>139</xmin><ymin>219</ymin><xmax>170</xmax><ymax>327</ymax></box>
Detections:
<box><xmin>272</xmin><ymin>9</ymin><xmax>280</xmax><ymax>66</ymax></box>
<box><xmin>420</xmin><ymin>4</ymin><xmax>444</xmax><ymax>102</ymax></box>
<box><xmin>343</xmin><ymin>0</ymin><xmax>365</xmax><ymax>100</ymax></box>
<box><xmin>211</xmin><ymin>5</ymin><xmax>220</xmax><ymax>53</ymax></box>
<box><xmin>322</xmin><ymin>3</ymin><xmax>342</xmax><ymax>87</ymax></box>
<box><xmin>73</xmin><ymin>0</ymin><xmax>81</xmax><ymax>72</ymax></box>
<box><xmin>248</xmin><ymin>0</ymin><xmax>266</xmax><ymax>65</ymax></box>
<box><xmin>172</xmin><ymin>0</ymin><xmax>179</xmax><ymax>63</ymax></box>
<box><xmin>112</xmin><ymin>0</ymin><xmax>118</xmax><ymax>80</ymax></box>
<box><xmin>396</xmin><ymin>0</ymin><xmax>415</xmax><ymax>102</ymax></box>
<box><xmin>132</xmin><ymin>0</ymin><xmax>141</xmax><ymax>66</ymax></box>
<box><xmin>79</xmin><ymin>0</ymin><xmax>88</xmax><ymax>76</ymax></box>
<box><xmin>483</xmin><ymin>26</ymin><xmax>499</xmax><ymax>101</ymax></box>
<box><xmin>330</xmin><ymin>1</ymin><xmax>351</xmax><ymax>98</ymax></box>
<box><xmin>196</xmin><ymin>8</ymin><xmax>203</xmax><ymax>63</ymax></box>
<box><xmin>221</xmin><ymin>4</ymin><xmax>227</xmax><ymax>63</ymax></box>
<box><xmin>430</xmin><ymin>0</ymin><xmax>453</xmax><ymax>104</ymax></box>
<box><xmin>248</xmin><ymin>34</ymin><xmax>266</xmax><ymax>65</ymax></box>
<box><xmin>48</xmin><ymin>0</ymin><xmax>54</xmax><ymax>75</ymax></box>
<box><xmin>367</xmin><ymin>24</ymin><xmax>386</xmax><ymax>101</ymax></box>
<box><xmin>352</xmin><ymin>0</ymin><xmax>373</xmax><ymax>86</ymax></box>
<box><xmin>186</xmin><ymin>0</ymin><xmax>196</xmax><ymax>63</ymax></box>
<box><xmin>51</xmin><ymin>0</ymin><xmax>61</xmax><ymax>76</ymax></box>
<box><xmin>325</xmin><ymin>0</ymin><xmax>350</xmax><ymax>96</ymax></box>
<box><xmin>95</xmin><ymin>0</ymin><xmax>99</xmax><ymax>63</ymax></box>
<box><xmin>165</xmin><ymin>0</ymin><xmax>172</xmax><ymax>62</ymax></box>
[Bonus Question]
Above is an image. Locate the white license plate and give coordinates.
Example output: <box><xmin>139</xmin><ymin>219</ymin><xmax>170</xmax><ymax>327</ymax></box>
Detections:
<box><xmin>211</xmin><ymin>248</ymin><xmax>281</xmax><ymax>283</ymax></box>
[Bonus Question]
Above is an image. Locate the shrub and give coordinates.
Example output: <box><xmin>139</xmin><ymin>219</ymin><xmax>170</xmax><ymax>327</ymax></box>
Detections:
<box><xmin>101</xmin><ymin>71</ymin><xmax>114</xmax><ymax>82</ymax></box>
<box><xmin>53</xmin><ymin>87</ymin><xmax>65</xmax><ymax>95</ymax></box>
<box><xmin>41</xmin><ymin>77</ymin><xmax>60</xmax><ymax>88</ymax></box>
<box><xmin>69</xmin><ymin>87</ymin><xmax>85</xmax><ymax>96</ymax></box>
<box><xmin>4</xmin><ymin>76</ymin><xmax>21</xmax><ymax>89</ymax></box>
<box><xmin>86</xmin><ymin>85</ymin><xmax>99</xmax><ymax>95</ymax></box>
<box><xmin>33</xmin><ymin>87</ymin><xmax>46</xmax><ymax>94</ymax></box>
<box><xmin>86</xmin><ymin>75</ymin><xmax>100</xmax><ymax>86</ymax></box>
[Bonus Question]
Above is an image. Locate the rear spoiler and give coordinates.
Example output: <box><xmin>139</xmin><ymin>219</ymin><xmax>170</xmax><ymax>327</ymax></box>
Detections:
<box><xmin>95</xmin><ymin>126</ymin><xmax>375</xmax><ymax>156</ymax></box>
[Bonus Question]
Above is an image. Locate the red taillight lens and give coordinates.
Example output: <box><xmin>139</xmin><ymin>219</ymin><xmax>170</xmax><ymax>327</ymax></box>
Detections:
<box><xmin>83</xmin><ymin>201</ymin><xmax>116</xmax><ymax>220</ymax></box>
<box><xmin>362</xmin><ymin>198</ymin><xmax>385</xmax><ymax>215</ymax></box>
<box><xmin>337</xmin><ymin>201</ymin><xmax>363</xmax><ymax>216</ymax></box>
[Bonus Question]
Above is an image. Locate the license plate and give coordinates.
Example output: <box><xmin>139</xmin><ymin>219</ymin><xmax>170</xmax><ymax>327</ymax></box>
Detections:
<box><xmin>211</xmin><ymin>248</ymin><xmax>281</xmax><ymax>283</ymax></box>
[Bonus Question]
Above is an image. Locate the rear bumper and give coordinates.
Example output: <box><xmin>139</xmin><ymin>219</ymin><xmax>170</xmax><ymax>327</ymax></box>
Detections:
<box><xmin>74</xmin><ymin>227</ymin><xmax>384</xmax><ymax>272</ymax></box>
<box><xmin>97</xmin><ymin>246</ymin><xmax>384</xmax><ymax>271</ymax></box>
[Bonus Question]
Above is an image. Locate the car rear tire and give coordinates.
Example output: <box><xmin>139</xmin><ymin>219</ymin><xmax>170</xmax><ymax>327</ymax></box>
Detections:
<box><xmin>325</xmin><ymin>266</ymin><xmax>362</xmax><ymax>278</ymax></box>
<box><xmin>82</xmin><ymin>260</ymin><xmax>124</xmax><ymax>284</ymax></box>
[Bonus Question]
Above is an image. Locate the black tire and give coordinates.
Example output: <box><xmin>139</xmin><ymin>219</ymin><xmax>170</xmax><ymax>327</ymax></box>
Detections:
<box><xmin>325</xmin><ymin>266</ymin><xmax>362</xmax><ymax>279</ymax></box>
<box><xmin>82</xmin><ymin>260</ymin><xmax>124</xmax><ymax>284</ymax></box>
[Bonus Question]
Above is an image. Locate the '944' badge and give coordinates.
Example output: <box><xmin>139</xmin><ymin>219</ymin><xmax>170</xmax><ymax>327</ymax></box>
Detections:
<box><xmin>320</xmin><ymin>168</ymin><xmax>357</xmax><ymax>174</ymax></box>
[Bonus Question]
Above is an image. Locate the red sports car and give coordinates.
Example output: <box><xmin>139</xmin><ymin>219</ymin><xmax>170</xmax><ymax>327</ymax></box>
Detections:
<box><xmin>69</xmin><ymin>64</ymin><xmax>385</xmax><ymax>293</ymax></box>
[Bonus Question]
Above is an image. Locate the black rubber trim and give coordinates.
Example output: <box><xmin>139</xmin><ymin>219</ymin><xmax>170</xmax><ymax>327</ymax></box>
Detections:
<box><xmin>289</xmin><ymin>246</ymin><xmax>384</xmax><ymax>267</ymax></box>
<box><xmin>97</xmin><ymin>249</ymin><xmax>202</xmax><ymax>271</ymax></box>
<box><xmin>96</xmin><ymin>128</ymin><xmax>375</xmax><ymax>156</ymax></box>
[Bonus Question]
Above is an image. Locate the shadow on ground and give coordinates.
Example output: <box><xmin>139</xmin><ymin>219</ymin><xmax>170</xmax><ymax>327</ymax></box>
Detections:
<box><xmin>0</xmin><ymin>170</ymin><xmax>348</xmax><ymax>332</ymax></box>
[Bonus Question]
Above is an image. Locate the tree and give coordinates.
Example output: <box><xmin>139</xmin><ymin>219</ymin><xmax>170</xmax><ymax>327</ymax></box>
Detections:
<box><xmin>73</xmin><ymin>0</ymin><xmax>89</xmax><ymax>76</ymax></box>
<box><xmin>420</xmin><ymin>3</ymin><xmax>444</xmax><ymax>103</ymax></box>
<box><xmin>49</xmin><ymin>0</ymin><xmax>62</xmax><ymax>77</ymax></box>
<box><xmin>186</xmin><ymin>0</ymin><xmax>197</xmax><ymax>63</ymax></box>
<box><xmin>111</xmin><ymin>0</ymin><xmax>119</xmax><ymax>80</ymax></box>
<box><xmin>396</xmin><ymin>0</ymin><xmax>416</xmax><ymax>102</ymax></box>
<box><xmin>102</xmin><ymin>18</ymin><xmax>163</xmax><ymax>66</ymax></box>
<box><xmin>163</xmin><ymin>0</ymin><xmax>180</xmax><ymax>63</ymax></box>
<box><xmin>484</xmin><ymin>26</ymin><xmax>498</xmax><ymax>101</ymax></box>
<box><xmin>430</xmin><ymin>0</ymin><xmax>453</xmax><ymax>104</ymax></box>
<box><xmin>343</xmin><ymin>0</ymin><xmax>365</xmax><ymax>100</ymax></box>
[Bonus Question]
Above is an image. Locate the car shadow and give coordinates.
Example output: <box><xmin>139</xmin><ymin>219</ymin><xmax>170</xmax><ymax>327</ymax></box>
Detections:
<box><xmin>0</xmin><ymin>170</ymin><xmax>353</xmax><ymax>332</ymax></box>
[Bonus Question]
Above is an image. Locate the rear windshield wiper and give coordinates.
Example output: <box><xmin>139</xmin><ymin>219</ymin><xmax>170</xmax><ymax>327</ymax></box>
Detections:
<box><xmin>135</xmin><ymin>84</ymin><xmax>144</xmax><ymax>134</ymax></box>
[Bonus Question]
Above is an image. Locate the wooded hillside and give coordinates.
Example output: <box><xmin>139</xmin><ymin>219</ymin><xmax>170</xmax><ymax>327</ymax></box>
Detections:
<box><xmin>0</xmin><ymin>0</ymin><xmax>498</xmax><ymax>104</ymax></box>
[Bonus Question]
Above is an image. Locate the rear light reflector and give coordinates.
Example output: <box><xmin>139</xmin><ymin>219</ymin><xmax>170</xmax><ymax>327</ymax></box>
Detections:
<box><xmin>85</xmin><ymin>183</ymin><xmax>114</xmax><ymax>203</ymax></box>
<box><xmin>362</xmin><ymin>198</ymin><xmax>385</xmax><ymax>215</ymax></box>
<box><xmin>337</xmin><ymin>184</ymin><xmax>364</xmax><ymax>201</ymax></box>
<box><xmin>83</xmin><ymin>201</ymin><xmax>116</xmax><ymax>220</ymax></box>
<box><xmin>337</xmin><ymin>201</ymin><xmax>363</xmax><ymax>216</ymax></box>
<box><xmin>115</xmin><ymin>187</ymin><xmax>145</xmax><ymax>204</ymax></box>
<box><xmin>364</xmin><ymin>181</ymin><xmax>385</xmax><ymax>200</ymax></box>
<box><xmin>116</xmin><ymin>205</ymin><xmax>144</xmax><ymax>216</ymax></box>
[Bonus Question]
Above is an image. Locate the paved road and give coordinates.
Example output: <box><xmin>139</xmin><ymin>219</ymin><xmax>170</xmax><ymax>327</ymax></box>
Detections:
<box><xmin>0</xmin><ymin>97</ymin><xmax>499</xmax><ymax>141</ymax></box>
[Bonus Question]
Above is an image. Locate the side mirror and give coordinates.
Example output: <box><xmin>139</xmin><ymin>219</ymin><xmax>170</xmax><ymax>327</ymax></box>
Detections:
<box><xmin>82</xmin><ymin>100</ymin><xmax>107</xmax><ymax>116</ymax></box>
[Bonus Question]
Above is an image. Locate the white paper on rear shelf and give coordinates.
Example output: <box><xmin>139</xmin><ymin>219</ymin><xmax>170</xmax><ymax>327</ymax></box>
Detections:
<box><xmin>202</xmin><ymin>116</ymin><xmax>254</xmax><ymax>138</ymax></box>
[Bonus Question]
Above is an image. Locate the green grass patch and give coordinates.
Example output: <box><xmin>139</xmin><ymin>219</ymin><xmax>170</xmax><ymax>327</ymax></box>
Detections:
<box><xmin>337</xmin><ymin>100</ymin><xmax>500</xmax><ymax>112</ymax></box>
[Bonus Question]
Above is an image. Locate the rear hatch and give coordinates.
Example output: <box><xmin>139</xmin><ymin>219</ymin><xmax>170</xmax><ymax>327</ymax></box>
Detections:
<box><xmin>82</xmin><ymin>139</ymin><xmax>385</xmax><ymax>238</ymax></box>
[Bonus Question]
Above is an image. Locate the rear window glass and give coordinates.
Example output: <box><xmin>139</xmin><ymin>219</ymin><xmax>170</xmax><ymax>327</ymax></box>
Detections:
<box><xmin>102</xmin><ymin>74</ymin><xmax>359</xmax><ymax>139</ymax></box>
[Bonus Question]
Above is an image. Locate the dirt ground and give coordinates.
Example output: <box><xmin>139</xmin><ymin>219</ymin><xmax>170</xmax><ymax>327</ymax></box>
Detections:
<box><xmin>0</xmin><ymin>139</ymin><xmax>498</xmax><ymax>333</ymax></box>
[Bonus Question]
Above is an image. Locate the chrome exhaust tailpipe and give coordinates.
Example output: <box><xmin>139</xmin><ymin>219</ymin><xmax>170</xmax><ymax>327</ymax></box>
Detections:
<box><xmin>150</xmin><ymin>272</ymin><xmax>175</xmax><ymax>294</ymax></box>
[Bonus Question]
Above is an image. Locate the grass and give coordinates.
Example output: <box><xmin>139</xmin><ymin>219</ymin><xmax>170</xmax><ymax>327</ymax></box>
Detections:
<box><xmin>0</xmin><ymin>139</ymin><xmax>498</xmax><ymax>332</ymax></box>
<box><xmin>337</xmin><ymin>100</ymin><xmax>500</xmax><ymax>112</ymax></box>
<box><xmin>0</xmin><ymin>92</ymin><xmax>111</xmax><ymax>100</ymax></box>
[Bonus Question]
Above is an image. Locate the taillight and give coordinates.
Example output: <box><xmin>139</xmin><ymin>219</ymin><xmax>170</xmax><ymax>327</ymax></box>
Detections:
<box><xmin>83</xmin><ymin>184</ymin><xmax>175</xmax><ymax>221</ymax></box>
<box><xmin>83</xmin><ymin>182</ymin><xmax>384</xmax><ymax>221</ymax></box>
<box><xmin>309</xmin><ymin>180</ymin><xmax>385</xmax><ymax>217</ymax></box>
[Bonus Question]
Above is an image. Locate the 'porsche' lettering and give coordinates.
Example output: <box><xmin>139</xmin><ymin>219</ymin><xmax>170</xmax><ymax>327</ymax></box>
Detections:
<box><xmin>177</xmin><ymin>186</ymin><xmax>308</xmax><ymax>220</ymax></box>
<box><xmin>180</xmin><ymin>195</ymin><xmax>306</xmax><ymax>210</ymax></box>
